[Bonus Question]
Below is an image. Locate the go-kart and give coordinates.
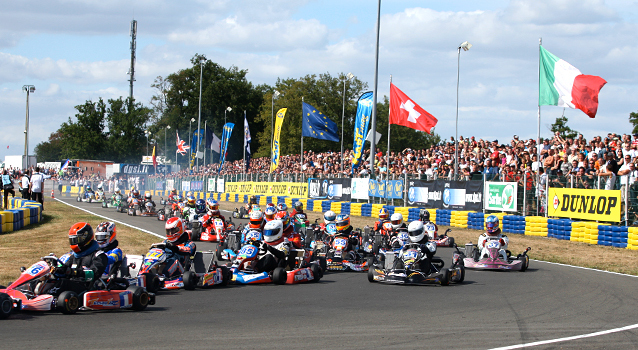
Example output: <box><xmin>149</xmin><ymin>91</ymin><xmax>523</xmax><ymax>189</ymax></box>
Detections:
<box><xmin>292</xmin><ymin>214</ymin><xmax>310</xmax><ymax>245</ymax></box>
<box><xmin>182</xmin><ymin>207</ymin><xmax>202</xmax><ymax>240</ymax></box>
<box><xmin>76</xmin><ymin>191</ymin><xmax>96</xmax><ymax>203</ymax></box>
<box><xmin>102</xmin><ymin>194</ymin><xmax>125</xmax><ymax>212</ymax></box>
<box><xmin>127</xmin><ymin>198</ymin><xmax>142</xmax><ymax>216</ymax></box>
<box><xmin>368</xmin><ymin>243</ymin><xmax>465</xmax><ymax>285</ymax></box>
<box><xmin>229</xmin><ymin>240</ymin><xmax>323</xmax><ymax>285</ymax></box>
<box><xmin>216</xmin><ymin>228</ymin><xmax>245</xmax><ymax>261</ymax></box>
<box><xmin>127</xmin><ymin>243</ymin><xmax>231</xmax><ymax>291</ymax></box>
<box><xmin>94</xmin><ymin>189</ymin><xmax>106</xmax><ymax>202</ymax></box>
<box><xmin>197</xmin><ymin>217</ymin><xmax>228</xmax><ymax>242</ymax></box>
<box><xmin>0</xmin><ymin>254</ymin><xmax>154</xmax><ymax>319</ymax></box>
<box><xmin>232</xmin><ymin>205</ymin><xmax>252</xmax><ymax>219</ymax></box>
<box><xmin>139</xmin><ymin>201</ymin><xmax>158</xmax><ymax>217</ymax></box>
<box><xmin>323</xmin><ymin>231</ymin><xmax>369</xmax><ymax>272</ymax></box>
<box><xmin>425</xmin><ymin>224</ymin><xmax>455</xmax><ymax>247</ymax></box>
<box><xmin>462</xmin><ymin>239</ymin><xmax>530</xmax><ymax>271</ymax></box>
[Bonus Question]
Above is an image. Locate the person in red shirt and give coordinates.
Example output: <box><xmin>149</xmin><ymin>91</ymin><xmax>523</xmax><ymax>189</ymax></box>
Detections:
<box><xmin>276</xmin><ymin>211</ymin><xmax>301</xmax><ymax>249</ymax></box>
<box><xmin>374</xmin><ymin>208</ymin><xmax>390</xmax><ymax>231</ymax></box>
<box><xmin>290</xmin><ymin>201</ymin><xmax>309</xmax><ymax>226</ymax></box>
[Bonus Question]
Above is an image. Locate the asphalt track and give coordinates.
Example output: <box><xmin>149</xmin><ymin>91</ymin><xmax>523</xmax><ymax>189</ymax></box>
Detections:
<box><xmin>2</xmin><ymin>188</ymin><xmax>638</xmax><ymax>349</ymax></box>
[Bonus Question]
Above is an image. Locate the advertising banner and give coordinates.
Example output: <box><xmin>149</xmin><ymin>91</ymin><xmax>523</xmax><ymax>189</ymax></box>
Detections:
<box><xmin>351</xmin><ymin>92</ymin><xmax>373</xmax><ymax>172</ymax></box>
<box><xmin>120</xmin><ymin>164</ymin><xmax>171</xmax><ymax>174</ymax></box>
<box><xmin>326</xmin><ymin>178</ymin><xmax>351</xmax><ymax>201</ymax></box>
<box><xmin>208</xmin><ymin>178</ymin><xmax>216</xmax><ymax>192</ymax></box>
<box><xmin>166</xmin><ymin>179</ymin><xmax>175</xmax><ymax>191</ymax></box>
<box><xmin>217</xmin><ymin>178</ymin><xmax>225</xmax><ymax>193</ymax></box>
<box><xmin>351</xmin><ymin>178</ymin><xmax>370</xmax><ymax>200</ymax></box>
<box><xmin>308</xmin><ymin>179</ymin><xmax>328</xmax><ymax>199</ymax></box>
<box><xmin>366</xmin><ymin>180</ymin><xmax>403</xmax><ymax>199</ymax></box>
<box><xmin>155</xmin><ymin>181</ymin><xmax>165</xmax><ymax>191</ymax></box>
<box><xmin>225</xmin><ymin>181</ymin><xmax>308</xmax><ymax>198</ymax></box>
<box><xmin>270</xmin><ymin>108</ymin><xmax>287</xmax><ymax>173</ymax></box>
<box><xmin>407</xmin><ymin>180</ymin><xmax>483</xmax><ymax>211</ymax></box>
<box><xmin>548</xmin><ymin>188</ymin><xmax>621</xmax><ymax>222</ymax></box>
<box><xmin>181</xmin><ymin>181</ymin><xmax>190</xmax><ymax>192</ymax></box>
<box><xmin>191</xmin><ymin>181</ymin><xmax>203</xmax><ymax>192</ymax></box>
<box><xmin>484</xmin><ymin>182</ymin><xmax>518</xmax><ymax>212</ymax></box>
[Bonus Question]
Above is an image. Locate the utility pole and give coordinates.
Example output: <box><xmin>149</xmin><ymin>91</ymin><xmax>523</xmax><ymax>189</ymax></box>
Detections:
<box><xmin>127</xmin><ymin>20</ymin><xmax>137</xmax><ymax>102</ymax></box>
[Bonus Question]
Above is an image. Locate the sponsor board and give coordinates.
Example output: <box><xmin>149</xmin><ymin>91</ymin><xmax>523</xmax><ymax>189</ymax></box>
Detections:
<box><xmin>485</xmin><ymin>182</ymin><xmax>517</xmax><ymax>212</ymax></box>
<box><xmin>407</xmin><ymin>180</ymin><xmax>483</xmax><ymax>211</ymax></box>
<box><xmin>548</xmin><ymin>188</ymin><xmax>621</xmax><ymax>222</ymax></box>
<box><xmin>225</xmin><ymin>181</ymin><xmax>308</xmax><ymax>198</ymax></box>
<box><xmin>351</xmin><ymin>178</ymin><xmax>369</xmax><ymax>200</ymax></box>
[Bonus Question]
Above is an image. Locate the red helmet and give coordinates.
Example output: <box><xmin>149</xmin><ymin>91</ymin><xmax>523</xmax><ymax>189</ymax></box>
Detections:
<box><xmin>275</xmin><ymin>211</ymin><xmax>290</xmax><ymax>229</ymax></box>
<box><xmin>96</xmin><ymin>222</ymin><xmax>117</xmax><ymax>249</ymax></box>
<box><xmin>165</xmin><ymin>217</ymin><xmax>185</xmax><ymax>243</ymax></box>
<box><xmin>69</xmin><ymin>222</ymin><xmax>94</xmax><ymax>253</ymax></box>
<box><xmin>210</xmin><ymin>209</ymin><xmax>221</xmax><ymax>218</ymax></box>
<box><xmin>249</xmin><ymin>210</ymin><xmax>264</xmax><ymax>229</ymax></box>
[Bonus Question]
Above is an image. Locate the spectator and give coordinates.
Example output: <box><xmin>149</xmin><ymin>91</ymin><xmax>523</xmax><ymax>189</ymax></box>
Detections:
<box><xmin>30</xmin><ymin>166</ymin><xmax>46</xmax><ymax>210</ymax></box>
<box><xmin>2</xmin><ymin>169</ymin><xmax>16</xmax><ymax>209</ymax></box>
<box><xmin>20</xmin><ymin>171</ymin><xmax>31</xmax><ymax>200</ymax></box>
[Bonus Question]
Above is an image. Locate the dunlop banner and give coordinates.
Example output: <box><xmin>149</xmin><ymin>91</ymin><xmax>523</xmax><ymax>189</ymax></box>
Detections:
<box><xmin>225</xmin><ymin>181</ymin><xmax>308</xmax><ymax>198</ymax></box>
<box><xmin>548</xmin><ymin>188</ymin><xmax>621</xmax><ymax>222</ymax></box>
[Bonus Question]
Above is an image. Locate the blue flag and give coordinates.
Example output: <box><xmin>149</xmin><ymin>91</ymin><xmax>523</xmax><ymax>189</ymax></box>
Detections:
<box><xmin>302</xmin><ymin>102</ymin><xmax>339</xmax><ymax>142</ymax></box>
<box><xmin>190</xmin><ymin>128</ymin><xmax>204</xmax><ymax>169</ymax></box>
<box><xmin>351</xmin><ymin>92</ymin><xmax>373</xmax><ymax>172</ymax></box>
<box><xmin>219</xmin><ymin>123</ymin><xmax>235</xmax><ymax>173</ymax></box>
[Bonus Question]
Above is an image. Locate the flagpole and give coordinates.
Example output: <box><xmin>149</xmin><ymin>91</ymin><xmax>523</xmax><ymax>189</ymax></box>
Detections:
<box><xmin>386</xmin><ymin>75</ymin><xmax>392</xmax><ymax>203</ymax></box>
<box><xmin>301</xmin><ymin>97</ymin><xmax>304</xmax><ymax>171</ymax></box>
<box><xmin>537</xmin><ymin>37</ymin><xmax>542</xmax><ymax>216</ymax></box>
<box><xmin>203</xmin><ymin>120</ymin><xmax>207</xmax><ymax>168</ymax></box>
<box><xmin>243</xmin><ymin>110</ymin><xmax>246</xmax><ymax>181</ymax></box>
<box><xmin>369</xmin><ymin>0</ymin><xmax>382</xmax><ymax>180</ymax></box>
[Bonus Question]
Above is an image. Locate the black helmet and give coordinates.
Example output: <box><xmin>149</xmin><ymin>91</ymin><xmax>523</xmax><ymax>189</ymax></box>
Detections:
<box><xmin>420</xmin><ymin>209</ymin><xmax>430</xmax><ymax>222</ymax></box>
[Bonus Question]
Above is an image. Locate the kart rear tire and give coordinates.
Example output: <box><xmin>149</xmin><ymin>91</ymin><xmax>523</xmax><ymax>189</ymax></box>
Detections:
<box><xmin>57</xmin><ymin>291</ymin><xmax>80</xmax><ymax>314</ymax></box>
<box><xmin>144</xmin><ymin>272</ymin><xmax>161</xmax><ymax>293</ymax></box>
<box><xmin>367</xmin><ymin>267</ymin><xmax>375</xmax><ymax>283</ymax></box>
<box><xmin>215</xmin><ymin>242</ymin><xmax>226</xmax><ymax>261</ymax></box>
<box><xmin>455</xmin><ymin>264</ymin><xmax>465</xmax><ymax>283</ymax></box>
<box><xmin>76</xmin><ymin>196</ymin><xmax>80</xmax><ymax>202</ymax></box>
<box><xmin>0</xmin><ymin>293</ymin><xmax>13</xmax><ymax>319</ymax></box>
<box><xmin>310</xmin><ymin>264</ymin><xmax>323</xmax><ymax>282</ymax></box>
<box><xmin>440</xmin><ymin>269</ymin><xmax>450</xmax><ymax>286</ymax></box>
<box><xmin>127</xmin><ymin>286</ymin><xmax>150</xmax><ymax>311</ymax></box>
<box><xmin>318</xmin><ymin>256</ymin><xmax>327</xmax><ymax>272</ymax></box>
<box><xmin>366</xmin><ymin>256</ymin><xmax>375</xmax><ymax>270</ymax></box>
<box><xmin>102</xmin><ymin>202</ymin><xmax>108</xmax><ymax>208</ymax></box>
<box><xmin>183</xmin><ymin>271</ymin><xmax>198</xmax><ymax>290</ymax></box>
<box><xmin>220</xmin><ymin>266</ymin><xmax>231</xmax><ymax>287</ymax></box>
<box><xmin>520</xmin><ymin>255</ymin><xmax>529</xmax><ymax>272</ymax></box>
<box><xmin>448</xmin><ymin>237</ymin><xmax>455</xmax><ymax>247</ymax></box>
<box><xmin>272</xmin><ymin>267</ymin><xmax>287</xmax><ymax>285</ymax></box>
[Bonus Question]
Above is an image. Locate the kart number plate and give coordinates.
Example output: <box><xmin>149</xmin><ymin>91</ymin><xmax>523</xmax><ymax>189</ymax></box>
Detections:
<box><xmin>334</xmin><ymin>238</ymin><xmax>348</xmax><ymax>250</ymax></box>
<box><xmin>404</xmin><ymin>249</ymin><xmax>419</xmax><ymax>260</ymax></box>
<box><xmin>238</xmin><ymin>245</ymin><xmax>257</xmax><ymax>259</ymax></box>
<box><xmin>146</xmin><ymin>249</ymin><xmax>165</xmax><ymax>260</ymax></box>
<box><xmin>487</xmin><ymin>241</ymin><xmax>500</xmax><ymax>249</ymax></box>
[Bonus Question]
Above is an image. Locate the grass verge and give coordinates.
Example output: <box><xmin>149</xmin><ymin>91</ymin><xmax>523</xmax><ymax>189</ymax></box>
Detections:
<box><xmin>220</xmin><ymin>201</ymin><xmax>638</xmax><ymax>276</ymax></box>
<box><xmin>0</xmin><ymin>200</ymin><xmax>158</xmax><ymax>285</ymax></box>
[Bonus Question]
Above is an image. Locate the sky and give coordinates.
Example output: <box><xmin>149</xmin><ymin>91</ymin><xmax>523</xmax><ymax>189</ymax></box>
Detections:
<box><xmin>2</xmin><ymin>0</ymin><xmax>638</xmax><ymax>162</ymax></box>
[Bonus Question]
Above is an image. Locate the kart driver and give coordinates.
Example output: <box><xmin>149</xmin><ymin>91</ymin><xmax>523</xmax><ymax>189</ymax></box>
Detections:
<box><xmin>255</xmin><ymin>220</ymin><xmax>291</xmax><ymax>273</ymax></box>
<box><xmin>95</xmin><ymin>222</ymin><xmax>123</xmax><ymax>278</ymax></box>
<box><xmin>276</xmin><ymin>211</ymin><xmax>301</xmax><ymax>249</ymax></box>
<box><xmin>320</xmin><ymin>210</ymin><xmax>337</xmax><ymax>231</ymax></box>
<box><xmin>477</xmin><ymin>215</ymin><xmax>509</xmax><ymax>261</ymax></box>
<box><xmin>264</xmin><ymin>206</ymin><xmax>277</xmax><ymax>223</ymax></box>
<box><xmin>290</xmin><ymin>201</ymin><xmax>309</xmax><ymax>226</ymax></box>
<box><xmin>144</xmin><ymin>192</ymin><xmax>156</xmax><ymax>211</ymax></box>
<box><xmin>52</xmin><ymin>223</ymin><xmax>108</xmax><ymax>295</ymax></box>
<box><xmin>400</xmin><ymin>221</ymin><xmax>437</xmax><ymax>274</ymax></box>
<box><xmin>374</xmin><ymin>208</ymin><xmax>390</xmax><ymax>231</ymax></box>
<box><xmin>330</xmin><ymin>214</ymin><xmax>360</xmax><ymax>257</ymax></box>
<box><xmin>168</xmin><ymin>189</ymin><xmax>178</xmax><ymax>202</ymax></box>
<box><xmin>419</xmin><ymin>209</ymin><xmax>438</xmax><ymax>234</ymax></box>
<box><xmin>162</xmin><ymin>217</ymin><xmax>196</xmax><ymax>275</ymax></box>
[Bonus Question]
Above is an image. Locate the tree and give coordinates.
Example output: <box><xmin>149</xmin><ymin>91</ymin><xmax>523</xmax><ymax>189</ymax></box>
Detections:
<box><xmin>629</xmin><ymin>111</ymin><xmax>638</xmax><ymax>135</ymax></box>
<box><xmin>106</xmin><ymin>97</ymin><xmax>152</xmax><ymax>163</ymax></box>
<box><xmin>550</xmin><ymin>111</ymin><xmax>579</xmax><ymax>139</ymax></box>
<box><xmin>34</xmin><ymin>131</ymin><xmax>64</xmax><ymax>162</ymax></box>
<box><xmin>149</xmin><ymin>55</ymin><xmax>266</xmax><ymax>166</ymax></box>
<box><xmin>253</xmin><ymin>73</ymin><xmax>368</xmax><ymax>158</ymax></box>
<box><xmin>58</xmin><ymin>99</ymin><xmax>107</xmax><ymax>159</ymax></box>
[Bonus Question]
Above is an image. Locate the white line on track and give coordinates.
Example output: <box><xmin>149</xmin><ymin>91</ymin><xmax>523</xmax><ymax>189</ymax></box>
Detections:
<box><xmin>531</xmin><ymin>259</ymin><xmax>638</xmax><ymax>278</ymax></box>
<box><xmin>54</xmin><ymin>198</ymin><xmax>165</xmax><ymax>239</ymax></box>
<box><xmin>489</xmin><ymin>323</ymin><xmax>638</xmax><ymax>350</ymax></box>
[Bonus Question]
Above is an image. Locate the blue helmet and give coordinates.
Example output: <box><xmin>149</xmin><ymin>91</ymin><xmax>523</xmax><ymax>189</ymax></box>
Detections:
<box><xmin>195</xmin><ymin>199</ymin><xmax>206</xmax><ymax>213</ymax></box>
<box><xmin>486</xmin><ymin>215</ymin><xmax>499</xmax><ymax>234</ymax></box>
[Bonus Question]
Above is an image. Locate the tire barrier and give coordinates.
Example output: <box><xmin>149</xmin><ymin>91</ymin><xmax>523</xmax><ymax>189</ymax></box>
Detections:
<box><xmin>0</xmin><ymin>198</ymin><xmax>43</xmax><ymax>233</ymax></box>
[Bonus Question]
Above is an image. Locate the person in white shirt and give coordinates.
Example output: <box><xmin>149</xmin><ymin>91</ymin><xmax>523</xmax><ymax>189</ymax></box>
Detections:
<box><xmin>21</xmin><ymin>172</ymin><xmax>31</xmax><ymax>200</ymax></box>
<box><xmin>30</xmin><ymin>167</ymin><xmax>48</xmax><ymax>209</ymax></box>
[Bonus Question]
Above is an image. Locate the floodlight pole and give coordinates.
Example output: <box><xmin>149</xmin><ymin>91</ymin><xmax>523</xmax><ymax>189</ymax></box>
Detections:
<box><xmin>22</xmin><ymin>85</ymin><xmax>35</xmax><ymax>169</ymax></box>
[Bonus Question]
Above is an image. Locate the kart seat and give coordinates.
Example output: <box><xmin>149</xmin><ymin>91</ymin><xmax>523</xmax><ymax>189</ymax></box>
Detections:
<box><xmin>191</xmin><ymin>251</ymin><xmax>216</xmax><ymax>274</ymax></box>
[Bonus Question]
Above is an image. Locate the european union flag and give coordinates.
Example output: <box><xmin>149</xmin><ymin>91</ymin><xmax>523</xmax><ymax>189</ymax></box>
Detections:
<box><xmin>302</xmin><ymin>102</ymin><xmax>339</xmax><ymax>142</ymax></box>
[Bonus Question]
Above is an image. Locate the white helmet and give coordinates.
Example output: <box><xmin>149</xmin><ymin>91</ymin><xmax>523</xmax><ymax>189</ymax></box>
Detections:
<box><xmin>263</xmin><ymin>220</ymin><xmax>283</xmax><ymax>243</ymax></box>
<box><xmin>97</xmin><ymin>183</ymin><xmax>103</xmax><ymax>190</ymax></box>
<box><xmin>408</xmin><ymin>221</ymin><xmax>425</xmax><ymax>243</ymax></box>
<box><xmin>391</xmin><ymin>213</ymin><xmax>403</xmax><ymax>230</ymax></box>
<box><xmin>324</xmin><ymin>210</ymin><xmax>336</xmax><ymax>224</ymax></box>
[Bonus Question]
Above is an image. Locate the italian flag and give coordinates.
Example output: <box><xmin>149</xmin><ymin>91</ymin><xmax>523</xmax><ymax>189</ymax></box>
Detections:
<box><xmin>539</xmin><ymin>46</ymin><xmax>606</xmax><ymax>118</ymax></box>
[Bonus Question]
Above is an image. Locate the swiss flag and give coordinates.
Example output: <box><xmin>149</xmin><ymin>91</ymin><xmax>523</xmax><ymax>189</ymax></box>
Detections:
<box><xmin>389</xmin><ymin>83</ymin><xmax>437</xmax><ymax>133</ymax></box>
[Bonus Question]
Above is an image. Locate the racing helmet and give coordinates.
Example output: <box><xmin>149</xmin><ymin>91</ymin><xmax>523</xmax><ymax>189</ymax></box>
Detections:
<box><xmin>145</xmin><ymin>201</ymin><xmax>154</xmax><ymax>211</ymax></box>
<box><xmin>245</xmin><ymin>229</ymin><xmax>262</xmax><ymax>243</ymax></box>
<box><xmin>165</xmin><ymin>217</ymin><xmax>185</xmax><ymax>243</ymax></box>
<box><xmin>96</xmin><ymin>222</ymin><xmax>117</xmax><ymax>249</ymax></box>
<box><xmin>391</xmin><ymin>213</ymin><xmax>404</xmax><ymax>230</ymax></box>
<box><xmin>69</xmin><ymin>222</ymin><xmax>95</xmax><ymax>253</ymax></box>
<box><xmin>186</xmin><ymin>191</ymin><xmax>193</xmax><ymax>198</ymax></box>
<box><xmin>195</xmin><ymin>199</ymin><xmax>206</xmax><ymax>213</ymax></box>
<box><xmin>250</xmin><ymin>195</ymin><xmax>257</xmax><ymax>204</ymax></box>
<box><xmin>264</xmin><ymin>206</ymin><xmax>277</xmax><ymax>221</ymax></box>
<box><xmin>207</xmin><ymin>198</ymin><xmax>219</xmax><ymax>211</ymax></box>
<box><xmin>132</xmin><ymin>189</ymin><xmax>139</xmax><ymax>197</ymax></box>
<box><xmin>145</xmin><ymin>192</ymin><xmax>152</xmax><ymax>201</ymax></box>
<box><xmin>408</xmin><ymin>221</ymin><xmax>425</xmax><ymax>243</ymax></box>
<box><xmin>324</xmin><ymin>210</ymin><xmax>336</xmax><ymax>224</ymax></box>
<box><xmin>335</xmin><ymin>214</ymin><xmax>351</xmax><ymax>233</ymax></box>
<box><xmin>263</xmin><ymin>220</ymin><xmax>283</xmax><ymax>243</ymax></box>
<box><xmin>294</xmin><ymin>201</ymin><xmax>303</xmax><ymax>212</ymax></box>
<box><xmin>115</xmin><ymin>189</ymin><xmax>121</xmax><ymax>195</ymax></box>
<box><xmin>249</xmin><ymin>210</ymin><xmax>264</xmax><ymax>229</ymax></box>
<box><xmin>171</xmin><ymin>189</ymin><xmax>177</xmax><ymax>195</ymax></box>
<box><xmin>97</xmin><ymin>183</ymin><xmax>103</xmax><ymax>190</ymax></box>
<box><xmin>277</xmin><ymin>203</ymin><xmax>288</xmax><ymax>212</ymax></box>
<box><xmin>378</xmin><ymin>208</ymin><xmax>389</xmax><ymax>220</ymax></box>
<box><xmin>210</xmin><ymin>209</ymin><xmax>221</xmax><ymax>218</ymax></box>
<box><xmin>420</xmin><ymin>209</ymin><xmax>431</xmax><ymax>222</ymax></box>
<box><xmin>486</xmin><ymin>215</ymin><xmax>500</xmax><ymax>235</ymax></box>
<box><xmin>176</xmin><ymin>195</ymin><xmax>184</xmax><ymax>202</ymax></box>
<box><xmin>275</xmin><ymin>211</ymin><xmax>290</xmax><ymax>229</ymax></box>
<box><xmin>187</xmin><ymin>195</ymin><xmax>196</xmax><ymax>206</ymax></box>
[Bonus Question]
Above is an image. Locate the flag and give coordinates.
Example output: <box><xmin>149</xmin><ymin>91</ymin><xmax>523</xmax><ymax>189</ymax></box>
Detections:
<box><xmin>61</xmin><ymin>159</ymin><xmax>70</xmax><ymax>171</ymax></box>
<box><xmin>244</xmin><ymin>112</ymin><xmax>252</xmax><ymax>171</ymax></box>
<box><xmin>152</xmin><ymin>146</ymin><xmax>157</xmax><ymax>170</ymax></box>
<box><xmin>539</xmin><ymin>46</ymin><xmax>607</xmax><ymax>118</ymax></box>
<box><xmin>389</xmin><ymin>83</ymin><xmax>438</xmax><ymax>133</ymax></box>
<box><xmin>271</xmin><ymin>108</ymin><xmax>286</xmax><ymax>173</ymax></box>
<box><xmin>176</xmin><ymin>131</ymin><xmax>190</xmax><ymax>155</ymax></box>
<box><xmin>219</xmin><ymin>123</ymin><xmax>235</xmax><ymax>173</ymax></box>
<box><xmin>302</xmin><ymin>102</ymin><xmax>339</xmax><ymax>142</ymax></box>
<box><xmin>211</xmin><ymin>133</ymin><xmax>221</xmax><ymax>153</ymax></box>
<box><xmin>204</xmin><ymin>126</ymin><xmax>214</xmax><ymax>150</ymax></box>
<box><xmin>6</xmin><ymin>145</ymin><xmax>8</xmax><ymax>149</ymax></box>
<box><xmin>351</xmin><ymin>92</ymin><xmax>373</xmax><ymax>171</ymax></box>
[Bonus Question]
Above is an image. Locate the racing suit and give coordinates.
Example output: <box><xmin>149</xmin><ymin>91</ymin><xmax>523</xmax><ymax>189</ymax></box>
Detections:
<box><xmin>283</xmin><ymin>224</ymin><xmax>302</xmax><ymax>249</ymax></box>
<box><xmin>52</xmin><ymin>241</ymin><xmax>108</xmax><ymax>296</ymax></box>
<box><xmin>397</xmin><ymin>237</ymin><xmax>436</xmax><ymax>274</ymax></box>
<box><xmin>421</xmin><ymin>220</ymin><xmax>439</xmax><ymax>240</ymax></box>
<box><xmin>373</xmin><ymin>219</ymin><xmax>390</xmax><ymax>232</ymax></box>
<box><xmin>477</xmin><ymin>229</ymin><xmax>509</xmax><ymax>261</ymax></box>
<box><xmin>201</xmin><ymin>212</ymin><xmax>227</xmax><ymax>235</ymax></box>
<box><xmin>255</xmin><ymin>239</ymin><xmax>291</xmax><ymax>273</ymax></box>
<box><xmin>100</xmin><ymin>240</ymin><xmax>123</xmax><ymax>278</ymax></box>
<box><xmin>328</xmin><ymin>226</ymin><xmax>360</xmax><ymax>260</ymax></box>
<box><xmin>162</xmin><ymin>236</ymin><xmax>196</xmax><ymax>277</ymax></box>
<box><xmin>290</xmin><ymin>210</ymin><xmax>309</xmax><ymax>225</ymax></box>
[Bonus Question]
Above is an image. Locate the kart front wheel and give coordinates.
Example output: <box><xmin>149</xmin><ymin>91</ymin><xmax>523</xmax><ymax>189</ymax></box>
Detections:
<box><xmin>183</xmin><ymin>271</ymin><xmax>198</xmax><ymax>290</ymax></box>
<box><xmin>367</xmin><ymin>268</ymin><xmax>375</xmax><ymax>283</ymax></box>
<box><xmin>310</xmin><ymin>264</ymin><xmax>323</xmax><ymax>282</ymax></box>
<box><xmin>448</xmin><ymin>237</ymin><xmax>455</xmax><ymax>247</ymax></box>
<box><xmin>143</xmin><ymin>272</ymin><xmax>160</xmax><ymax>293</ymax></box>
<box><xmin>272</xmin><ymin>267</ymin><xmax>287</xmax><ymax>285</ymax></box>
<box><xmin>57</xmin><ymin>291</ymin><xmax>80</xmax><ymax>314</ymax></box>
<box><xmin>440</xmin><ymin>269</ymin><xmax>451</xmax><ymax>286</ymax></box>
<box><xmin>0</xmin><ymin>293</ymin><xmax>13</xmax><ymax>319</ymax></box>
<box><xmin>520</xmin><ymin>255</ymin><xmax>529</xmax><ymax>272</ymax></box>
<box><xmin>127</xmin><ymin>286</ymin><xmax>150</xmax><ymax>311</ymax></box>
